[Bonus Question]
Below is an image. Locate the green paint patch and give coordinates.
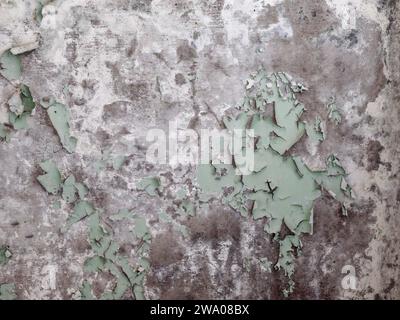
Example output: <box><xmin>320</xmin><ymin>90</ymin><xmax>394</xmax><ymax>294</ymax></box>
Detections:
<box><xmin>41</xmin><ymin>99</ymin><xmax>77</xmax><ymax>153</ymax></box>
<box><xmin>37</xmin><ymin>160</ymin><xmax>62</xmax><ymax>195</ymax></box>
<box><xmin>79</xmin><ymin>280</ymin><xmax>94</xmax><ymax>300</ymax></box>
<box><xmin>62</xmin><ymin>175</ymin><xmax>88</xmax><ymax>204</ymax></box>
<box><xmin>0</xmin><ymin>124</ymin><xmax>11</xmax><ymax>142</ymax></box>
<box><xmin>83</xmin><ymin>210</ymin><xmax>151</xmax><ymax>300</ymax></box>
<box><xmin>0</xmin><ymin>246</ymin><xmax>12</xmax><ymax>266</ymax></box>
<box><xmin>1</xmin><ymin>84</ymin><xmax>36</xmax><ymax>141</ymax></box>
<box><xmin>197</xmin><ymin>70</ymin><xmax>353</xmax><ymax>295</ymax></box>
<box><xmin>37</xmin><ymin>162</ymin><xmax>151</xmax><ymax>300</ymax></box>
<box><xmin>35</xmin><ymin>0</ymin><xmax>45</xmax><ymax>24</ymax></box>
<box><xmin>0</xmin><ymin>49</ymin><xmax>22</xmax><ymax>81</ymax></box>
<box><xmin>137</xmin><ymin>177</ymin><xmax>161</xmax><ymax>196</ymax></box>
<box><xmin>327</xmin><ymin>97</ymin><xmax>342</xmax><ymax>125</ymax></box>
<box><xmin>305</xmin><ymin>116</ymin><xmax>325</xmax><ymax>145</ymax></box>
<box><xmin>0</xmin><ymin>284</ymin><xmax>16</xmax><ymax>300</ymax></box>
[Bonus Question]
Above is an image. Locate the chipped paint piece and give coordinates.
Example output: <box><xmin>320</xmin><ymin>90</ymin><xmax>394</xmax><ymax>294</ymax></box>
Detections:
<box><xmin>180</xmin><ymin>199</ymin><xmax>196</xmax><ymax>216</ymax></box>
<box><xmin>37</xmin><ymin>160</ymin><xmax>62</xmax><ymax>195</ymax></box>
<box><xmin>84</xmin><ymin>210</ymin><xmax>151</xmax><ymax>300</ymax></box>
<box><xmin>0</xmin><ymin>246</ymin><xmax>12</xmax><ymax>266</ymax></box>
<box><xmin>0</xmin><ymin>49</ymin><xmax>22</xmax><ymax>81</ymax></box>
<box><xmin>0</xmin><ymin>284</ymin><xmax>16</xmax><ymax>300</ymax></box>
<box><xmin>7</xmin><ymin>84</ymin><xmax>35</xmax><ymax>130</ymax></box>
<box><xmin>62</xmin><ymin>175</ymin><xmax>88</xmax><ymax>204</ymax></box>
<box><xmin>65</xmin><ymin>201</ymin><xmax>95</xmax><ymax>229</ymax></box>
<box><xmin>327</xmin><ymin>97</ymin><xmax>342</xmax><ymax>125</ymax></box>
<box><xmin>0</xmin><ymin>124</ymin><xmax>11</xmax><ymax>142</ymax></box>
<box><xmin>305</xmin><ymin>117</ymin><xmax>326</xmax><ymax>155</ymax></box>
<box><xmin>79</xmin><ymin>280</ymin><xmax>94</xmax><ymax>300</ymax></box>
<box><xmin>197</xmin><ymin>69</ymin><xmax>353</xmax><ymax>295</ymax></box>
<box><xmin>35</xmin><ymin>1</ymin><xmax>44</xmax><ymax>24</ymax></box>
<box><xmin>38</xmin><ymin>164</ymin><xmax>151</xmax><ymax>300</ymax></box>
<box><xmin>133</xmin><ymin>217</ymin><xmax>149</xmax><ymax>239</ymax></box>
<box><xmin>137</xmin><ymin>177</ymin><xmax>161</xmax><ymax>196</ymax></box>
<box><xmin>305</xmin><ymin>116</ymin><xmax>325</xmax><ymax>144</ymax></box>
<box><xmin>62</xmin><ymin>175</ymin><xmax>77</xmax><ymax>204</ymax></box>
<box><xmin>45</xmin><ymin>101</ymin><xmax>77</xmax><ymax>153</ymax></box>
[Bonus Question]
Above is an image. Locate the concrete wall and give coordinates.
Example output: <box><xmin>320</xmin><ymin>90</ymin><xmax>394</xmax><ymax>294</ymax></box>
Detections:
<box><xmin>0</xmin><ymin>0</ymin><xmax>399</xmax><ymax>299</ymax></box>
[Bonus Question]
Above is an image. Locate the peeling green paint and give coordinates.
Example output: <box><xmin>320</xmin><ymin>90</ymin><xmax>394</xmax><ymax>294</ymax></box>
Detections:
<box><xmin>62</xmin><ymin>175</ymin><xmax>88</xmax><ymax>204</ymax></box>
<box><xmin>197</xmin><ymin>69</ymin><xmax>353</xmax><ymax>295</ymax></box>
<box><xmin>327</xmin><ymin>97</ymin><xmax>342</xmax><ymax>125</ymax></box>
<box><xmin>0</xmin><ymin>124</ymin><xmax>11</xmax><ymax>142</ymax></box>
<box><xmin>0</xmin><ymin>284</ymin><xmax>16</xmax><ymax>300</ymax></box>
<box><xmin>1</xmin><ymin>84</ymin><xmax>36</xmax><ymax>138</ymax></box>
<box><xmin>35</xmin><ymin>0</ymin><xmax>46</xmax><ymax>24</ymax></box>
<box><xmin>79</xmin><ymin>280</ymin><xmax>94</xmax><ymax>300</ymax></box>
<box><xmin>41</xmin><ymin>99</ymin><xmax>77</xmax><ymax>153</ymax></box>
<box><xmin>37</xmin><ymin>163</ymin><xmax>151</xmax><ymax>300</ymax></box>
<box><xmin>0</xmin><ymin>246</ymin><xmax>12</xmax><ymax>266</ymax></box>
<box><xmin>0</xmin><ymin>49</ymin><xmax>22</xmax><ymax>81</ymax></box>
<box><xmin>305</xmin><ymin>116</ymin><xmax>325</xmax><ymax>145</ymax></box>
<box><xmin>137</xmin><ymin>177</ymin><xmax>161</xmax><ymax>196</ymax></box>
<box><xmin>37</xmin><ymin>160</ymin><xmax>62</xmax><ymax>195</ymax></box>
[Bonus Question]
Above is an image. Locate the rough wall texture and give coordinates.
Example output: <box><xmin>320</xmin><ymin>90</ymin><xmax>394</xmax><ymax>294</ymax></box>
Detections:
<box><xmin>0</xmin><ymin>0</ymin><xmax>399</xmax><ymax>299</ymax></box>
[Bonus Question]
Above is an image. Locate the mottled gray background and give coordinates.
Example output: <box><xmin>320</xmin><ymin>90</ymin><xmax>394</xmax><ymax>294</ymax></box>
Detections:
<box><xmin>0</xmin><ymin>0</ymin><xmax>399</xmax><ymax>299</ymax></box>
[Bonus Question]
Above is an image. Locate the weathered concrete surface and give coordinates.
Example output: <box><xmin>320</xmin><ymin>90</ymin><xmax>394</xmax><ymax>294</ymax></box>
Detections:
<box><xmin>0</xmin><ymin>0</ymin><xmax>399</xmax><ymax>299</ymax></box>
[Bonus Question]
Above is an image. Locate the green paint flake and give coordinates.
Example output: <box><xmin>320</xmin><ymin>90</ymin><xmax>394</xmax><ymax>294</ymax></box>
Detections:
<box><xmin>62</xmin><ymin>175</ymin><xmax>88</xmax><ymax>203</ymax></box>
<box><xmin>0</xmin><ymin>124</ymin><xmax>11</xmax><ymax>142</ymax></box>
<box><xmin>327</xmin><ymin>97</ymin><xmax>342</xmax><ymax>125</ymax></box>
<box><xmin>37</xmin><ymin>160</ymin><xmax>62</xmax><ymax>195</ymax></box>
<box><xmin>39</xmin><ymin>165</ymin><xmax>151</xmax><ymax>300</ymax></box>
<box><xmin>133</xmin><ymin>217</ymin><xmax>149</xmax><ymax>239</ymax></box>
<box><xmin>46</xmin><ymin>102</ymin><xmax>77</xmax><ymax>153</ymax></box>
<box><xmin>180</xmin><ymin>199</ymin><xmax>196</xmax><ymax>216</ymax></box>
<box><xmin>0</xmin><ymin>246</ymin><xmax>12</xmax><ymax>266</ymax></box>
<box><xmin>79</xmin><ymin>280</ymin><xmax>94</xmax><ymax>300</ymax></box>
<box><xmin>0</xmin><ymin>284</ymin><xmax>16</xmax><ymax>300</ymax></box>
<box><xmin>197</xmin><ymin>69</ymin><xmax>353</xmax><ymax>295</ymax></box>
<box><xmin>66</xmin><ymin>201</ymin><xmax>95</xmax><ymax>229</ymax></box>
<box><xmin>35</xmin><ymin>1</ymin><xmax>45</xmax><ymax>24</ymax></box>
<box><xmin>62</xmin><ymin>175</ymin><xmax>78</xmax><ymax>203</ymax></box>
<box><xmin>84</xmin><ymin>210</ymin><xmax>150</xmax><ymax>300</ymax></box>
<box><xmin>137</xmin><ymin>177</ymin><xmax>161</xmax><ymax>196</ymax></box>
<box><xmin>0</xmin><ymin>49</ymin><xmax>22</xmax><ymax>81</ymax></box>
<box><xmin>305</xmin><ymin>116</ymin><xmax>325</xmax><ymax>144</ymax></box>
<box><xmin>7</xmin><ymin>84</ymin><xmax>36</xmax><ymax>130</ymax></box>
